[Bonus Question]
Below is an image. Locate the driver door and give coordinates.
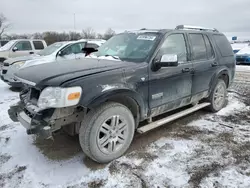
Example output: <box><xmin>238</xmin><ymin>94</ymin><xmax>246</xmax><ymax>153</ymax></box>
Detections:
<box><xmin>9</xmin><ymin>41</ymin><xmax>34</xmax><ymax>58</ymax></box>
<box><xmin>148</xmin><ymin>33</ymin><xmax>193</xmax><ymax>116</ymax></box>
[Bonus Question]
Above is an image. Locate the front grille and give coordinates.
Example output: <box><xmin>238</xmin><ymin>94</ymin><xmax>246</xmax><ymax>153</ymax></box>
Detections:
<box><xmin>20</xmin><ymin>86</ymin><xmax>41</xmax><ymax>105</ymax></box>
<box><xmin>2</xmin><ymin>69</ymin><xmax>7</xmax><ymax>74</ymax></box>
<box><xmin>24</xmin><ymin>108</ymin><xmax>34</xmax><ymax>118</ymax></box>
<box><xmin>30</xmin><ymin>88</ymin><xmax>41</xmax><ymax>103</ymax></box>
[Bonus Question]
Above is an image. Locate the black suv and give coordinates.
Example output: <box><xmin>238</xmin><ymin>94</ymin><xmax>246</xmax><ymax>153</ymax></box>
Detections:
<box><xmin>8</xmin><ymin>25</ymin><xmax>235</xmax><ymax>163</ymax></box>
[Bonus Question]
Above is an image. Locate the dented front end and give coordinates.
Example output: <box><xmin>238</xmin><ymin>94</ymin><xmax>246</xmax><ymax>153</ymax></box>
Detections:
<box><xmin>8</xmin><ymin>86</ymin><xmax>85</xmax><ymax>139</ymax></box>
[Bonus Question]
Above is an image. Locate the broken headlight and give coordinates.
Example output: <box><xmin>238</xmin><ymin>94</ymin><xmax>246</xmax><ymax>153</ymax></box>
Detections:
<box><xmin>37</xmin><ymin>86</ymin><xmax>82</xmax><ymax>110</ymax></box>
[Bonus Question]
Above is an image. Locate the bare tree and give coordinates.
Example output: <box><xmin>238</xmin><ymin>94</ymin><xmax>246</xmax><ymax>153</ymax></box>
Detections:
<box><xmin>82</xmin><ymin>27</ymin><xmax>96</xmax><ymax>39</ymax></box>
<box><xmin>69</xmin><ymin>31</ymin><xmax>81</xmax><ymax>41</ymax></box>
<box><xmin>96</xmin><ymin>33</ymin><xmax>104</xmax><ymax>39</ymax></box>
<box><xmin>103</xmin><ymin>28</ymin><xmax>115</xmax><ymax>40</ymax></box>
<box><xmin>4</xmin><ymin>33</ymin><xmax>30</xmax><ymax>40</ymax></box>
<box><xmin>0</xmin><ymin>13</ymin><xmax>10</xmax><ymax>39</ymax></box>
<box><xmin>32</xmin><ymin>32</ymin><xmax>43</xmax><ymax>39</ymax></box>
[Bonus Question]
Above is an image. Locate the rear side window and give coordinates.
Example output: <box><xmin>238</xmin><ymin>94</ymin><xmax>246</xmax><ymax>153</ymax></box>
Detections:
<box><xmin>189</xmin><ymin>34</ymin><xmax>207</xmax><ymax>60</ymax></box>
<box><xmin>33</xmin><ymin>41</ymin><xmax>44</xmax><ymax>50</ymax></box>
<box><xmin>213</xmin><ymin>34</ymin><xmax>233</xmax><ymax>57</ymax></box>
<box><xmin>204</xmin><ymin>35</ymin><xmax>214</xmax><ymax>59</ymax></box>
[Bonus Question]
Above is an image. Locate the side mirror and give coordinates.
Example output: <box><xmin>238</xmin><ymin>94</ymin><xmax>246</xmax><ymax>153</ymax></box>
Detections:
<box><xmin>155</xmin><ymin>54</ymin><xmax>178</xmax><ymax>67</ymax></box>
<box><xmin>58</xmin><ymin>51</ymin><xmax>65</xmax><ymax>56</ymax></box>
<box><xmin>12</xmin><ymin>47</ymin><xmax>18</xmax><ymax>52</ymax></box>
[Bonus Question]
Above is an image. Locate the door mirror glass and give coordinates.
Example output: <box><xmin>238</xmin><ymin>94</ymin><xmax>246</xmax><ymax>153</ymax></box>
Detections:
<box><xmin>156</xmin><ymin>54</ymin><xmax>178</xmax><ymax>67</ymax></box>
<box><xmin>12</xmin><ymin>47</ymin><xmax>18</xmax><ymax>52</ymax></box>
<box><xmin>58</xmin><ymin>51</ymin><xmax>65</xmax><ymax>56</ymax></box>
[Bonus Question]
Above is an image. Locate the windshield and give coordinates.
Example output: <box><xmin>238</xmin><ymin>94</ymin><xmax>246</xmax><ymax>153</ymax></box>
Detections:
<box><xmin>0</xmin><ymin>40</ymin><xmax>16</xmax><ymax>51</ymax></box>
<box><xmin>93</xmin><ymin>32</ymin><xmax>159</xmax><ymax>62</ymax></box>
<box><xmin>37</xmin><ymin>42</ymin><xmax>66</xmax><ymax>56</ymax></box>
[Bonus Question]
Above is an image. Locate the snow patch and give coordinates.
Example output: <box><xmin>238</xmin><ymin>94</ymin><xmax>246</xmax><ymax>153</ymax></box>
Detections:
<box><xmin>201</xmin><ymin>168</ymin><xmax>250</xmax><ymax>188</ymax></box>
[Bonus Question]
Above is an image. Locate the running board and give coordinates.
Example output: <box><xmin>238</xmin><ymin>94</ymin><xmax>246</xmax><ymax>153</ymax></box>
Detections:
<box><xmin>137</xmin><ymin>102</ymin><xmax>210</xmax><ymax>134</ymax></box>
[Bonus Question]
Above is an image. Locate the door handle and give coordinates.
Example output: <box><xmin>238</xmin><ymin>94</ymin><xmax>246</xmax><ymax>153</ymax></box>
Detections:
<box><xmin>211</xmin><ymin>62</ymin><xmax>218</xmax><ymax>67</ymax></box>
<box><xmin>29</xmin><ymin>52</ymin><xmax>34</xmax><ymax>54</ymax></box>
<box><xmin>182</xmin><ymin>68</ymin><xmax>191</xmax><ymax>73</ymax></box>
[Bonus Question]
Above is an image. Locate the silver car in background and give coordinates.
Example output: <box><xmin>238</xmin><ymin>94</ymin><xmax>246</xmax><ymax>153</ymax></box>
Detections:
<box><xmin>1</xmin><ymin>39</ymin><xmax>106</xmax><ymax>87</ymax></box>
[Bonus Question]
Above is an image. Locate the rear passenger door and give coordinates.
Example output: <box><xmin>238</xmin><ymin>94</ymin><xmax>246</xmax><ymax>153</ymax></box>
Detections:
<box><xmin>188</xmin><ymin>33</ymin><xmax>217</xmax><ymax>97</ymax></box>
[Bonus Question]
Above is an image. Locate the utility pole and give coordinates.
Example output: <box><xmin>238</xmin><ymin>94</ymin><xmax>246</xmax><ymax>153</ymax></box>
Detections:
<box><xmin>73</xmin><ymin>13</ymin><xmax>76</xmax><ymax>30</ymax></box>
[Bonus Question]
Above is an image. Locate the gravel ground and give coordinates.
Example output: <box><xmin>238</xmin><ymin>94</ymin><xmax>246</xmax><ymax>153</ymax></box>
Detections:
<box><xmin>0</xmin><ymin>66</ymin><xmax>250</xmax><ymax>188</ymax></box>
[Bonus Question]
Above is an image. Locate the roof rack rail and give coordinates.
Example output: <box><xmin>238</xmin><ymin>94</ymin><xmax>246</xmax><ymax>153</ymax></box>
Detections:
<box><xmin>175</xmin><ymin>25</ymin><xmax>219</xmax><ymax>32</ymax></box>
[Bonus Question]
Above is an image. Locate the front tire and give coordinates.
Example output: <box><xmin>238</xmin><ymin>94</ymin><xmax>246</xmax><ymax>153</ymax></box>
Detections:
<box><xmin>207</xmin><ymin>79</ymin><xmax>227</xmax><ymax>112</ymax></box>
<box><xmin>79</xmin><ymin>102</ymin><xmax>135</xmax><ymax>163</ymax></box>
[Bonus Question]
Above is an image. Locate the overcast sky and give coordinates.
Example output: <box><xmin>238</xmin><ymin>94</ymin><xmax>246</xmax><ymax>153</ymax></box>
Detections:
<box><xmin>1</xmin><ymin>0</ymin><xmax>250</xmax><ymax>34</ymax></box>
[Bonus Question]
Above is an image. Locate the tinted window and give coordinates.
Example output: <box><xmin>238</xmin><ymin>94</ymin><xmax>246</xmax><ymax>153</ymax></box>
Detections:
<box><xmin>158</xmin><ymin>34</ymin><xmax>187</xmax><ymax>62</ymax></box>
<box><xmin>204</xmin><ymin>35</ymin><xmax>214</xmax><ymax>59</ymax></box>
<box><xmin>14</xmin><ymin>41</ymin><xmax>32</xmax><ymax>51</ymax></box>
<box><xmin>213</xmin><ymin>34</ymin><xmax>233</xmax><ymax>57</ymax></box>
<box><xmin>86</xmin><ymin>43</ymin><xmax>99</xmax><ymax>49</ymax></box>
<box><xmin>33</xmin><ymin>41</ymin><xmax>44</xmax><ymax>50</ymax></box>
<box><xmin>190</xmin><ymin>34</ymin><xmax>207</xmax><ymax>60</ymax></box>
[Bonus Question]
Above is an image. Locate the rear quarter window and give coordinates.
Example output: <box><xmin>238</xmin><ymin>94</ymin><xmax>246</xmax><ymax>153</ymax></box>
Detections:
<box><xmin>213</xmin><ymin>34</ymin><xmax>233</xmax><ymax>57</ymax></box>
<box><xmin>33</xmin><ymin>41</ymin><xmax>45</xmax><ymax>50</ymax></box>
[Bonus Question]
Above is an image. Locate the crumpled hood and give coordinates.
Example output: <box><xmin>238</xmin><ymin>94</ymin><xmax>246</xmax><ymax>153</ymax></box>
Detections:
<box><xmin>4</xmin><ymin>55</ymin><xmax>41</xmax><ymax>65</ymax></box>
<box><xmin>15</xmin><ymin>58</ymin><xmax>135</xmax><ymax>87</ymax></box>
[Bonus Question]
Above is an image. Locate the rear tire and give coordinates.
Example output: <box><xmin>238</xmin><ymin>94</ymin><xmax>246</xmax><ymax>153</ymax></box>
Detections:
<box><xmin>207</xmin><ymin>79</ymin><xmax>227</xmax><ymax>112</ymax></box>
<box><xmin>79</xmin><ymin>102</ymin><xmax>135</xmax><ymax>163</ymax></box>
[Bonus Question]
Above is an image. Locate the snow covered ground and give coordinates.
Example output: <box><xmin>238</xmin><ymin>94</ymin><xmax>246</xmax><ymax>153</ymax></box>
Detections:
<box><xmin>236</xmin><ymin>65</ymin><xmax>250</xmax><ymax>72</ymax></box>
<box><xmin>0</xmin><ymin>73</ymin><xmax>250</xmax><ymax>187</ymax></box>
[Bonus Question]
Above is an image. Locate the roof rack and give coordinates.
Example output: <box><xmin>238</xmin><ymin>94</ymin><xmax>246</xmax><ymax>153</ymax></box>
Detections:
<box><xmin>175</xmin><ymin>25</ymin><xmax>219</xmax><ymax>32</ymax></box>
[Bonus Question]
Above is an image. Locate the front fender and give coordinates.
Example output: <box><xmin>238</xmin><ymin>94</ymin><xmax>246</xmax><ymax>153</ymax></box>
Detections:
<box><xmin>80</xmin><ymin>85</ymin><xmax>147</xmax><ymax>120</ymax></box>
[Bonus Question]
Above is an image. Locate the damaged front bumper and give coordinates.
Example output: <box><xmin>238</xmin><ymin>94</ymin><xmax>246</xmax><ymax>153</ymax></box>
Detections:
<box><xmin>8</xmin><ymin>102</ymin><xmax>85</xmax><ymax>139</ymax></box>
<box><xmin>8</xmin><ymin>102</ymin><xmax>54</xmax><ymax>138</ymax></box>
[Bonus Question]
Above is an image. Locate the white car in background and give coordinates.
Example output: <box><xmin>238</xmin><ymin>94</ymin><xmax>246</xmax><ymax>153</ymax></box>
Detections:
<box><xmin>0</xmin><ymin>39</ymin><xmax>47</xmax><ymax>63</ymax></box>
<box><xmin>1</xmin><ymin>39</ymin><xmax>106</xmax><ymax>87</ymax></box>
<box><xmin>231</xmin><ymin>42</ymin><xmax>249</xmax><ymax>54</ymax></box>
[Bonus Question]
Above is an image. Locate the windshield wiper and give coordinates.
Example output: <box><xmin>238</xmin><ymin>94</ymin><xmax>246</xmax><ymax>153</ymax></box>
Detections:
<box><xmin>104</xmin><ymin>54</ymin><xmax>121</xmax><ymax>60</ymax></box>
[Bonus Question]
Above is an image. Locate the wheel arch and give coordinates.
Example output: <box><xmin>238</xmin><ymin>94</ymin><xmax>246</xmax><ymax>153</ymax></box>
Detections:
<box><xmin>86</xmin><ymin>89</ymin><xmax>147</xmax><ymax>127</ymax></box>
<box><xmin>209</xmin><ymin>69</ymin><xmax>230</xmax><ymax>94</ymax></box>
